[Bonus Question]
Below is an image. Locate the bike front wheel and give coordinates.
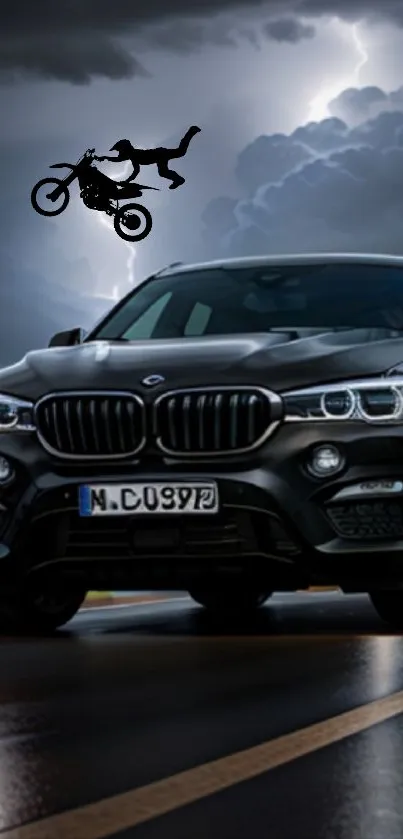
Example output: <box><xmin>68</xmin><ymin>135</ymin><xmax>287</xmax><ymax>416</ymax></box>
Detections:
<box><xmin>31</xmin><ymin>178</ymin><xmax>70</xmax><ymax>217</ymax></box>
<box><xmin>113</xmin><ymin>203</ymin><xmax>153</xmax><ymax>242</ymax></box>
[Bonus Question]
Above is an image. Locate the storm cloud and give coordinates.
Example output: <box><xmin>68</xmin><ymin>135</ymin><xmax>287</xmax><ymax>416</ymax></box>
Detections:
<box><xmin>263</xmin><ymin>18</ymin><xmax>316</xmax><ymax>42</ymax></box>
<box><xmin>0</xmin><ymin>37</ymin><xmax>150</xmax><ymax>84</ymax></box>
<box><xmin>202</xmin><ymin>86</ymin><xmax>403</xmax><ymax>258</ymax></box>
<box><xmin>328</xmin><ymin>85</ymin><xmax>403</xmax><ymax>124</ymax></box>
<box><xmin>3</xmin><ymin>0</ymin><xmax>403</xmax><ymax>83</ymax></box>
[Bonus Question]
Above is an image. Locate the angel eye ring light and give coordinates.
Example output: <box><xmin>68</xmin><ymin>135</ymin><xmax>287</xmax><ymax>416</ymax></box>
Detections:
<box><xmin>283</xmin><ymin>378</ymin><xmax>403</xmax><ymax>424</ymax></box>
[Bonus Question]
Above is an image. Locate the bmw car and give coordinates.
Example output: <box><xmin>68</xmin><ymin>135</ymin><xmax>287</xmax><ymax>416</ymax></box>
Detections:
<box><xmin>1</xmin><ymin>253</ymin><xmax>403</xmax><ymax>631</ymax></box>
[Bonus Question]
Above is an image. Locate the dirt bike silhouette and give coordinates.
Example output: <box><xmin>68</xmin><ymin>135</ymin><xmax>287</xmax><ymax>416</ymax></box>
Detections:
<box><xmin>30</xmin><ymin>148</ymin><xmax>159</xmax><ymax>242</ymax></box>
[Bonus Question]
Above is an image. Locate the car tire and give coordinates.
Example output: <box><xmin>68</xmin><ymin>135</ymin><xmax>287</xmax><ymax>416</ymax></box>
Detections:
<box><xmin>369</xmin><ymin>591</ymin><xmax>403</xmax><ymax>629</ymax></box>
<box><xmin>188</xmin><ymin>583</ymin><xmax>272</xmax><ymax>616</ymax></box>
<box><xmin>0</xmin><ymin>583</ymin><xmax>87</xmax><ymax>634</ymax></box>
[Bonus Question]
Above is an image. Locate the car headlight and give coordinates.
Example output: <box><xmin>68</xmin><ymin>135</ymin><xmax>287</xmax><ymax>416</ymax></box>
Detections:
<box><xmin>0</xmin><ymin>394</ymin><xmax>35</xmax><ymax>432</ymax></box>
<box><xmin>283</xmin><ymin>378</ymin><xmax>403</xmax><ymax>424</ymax></box>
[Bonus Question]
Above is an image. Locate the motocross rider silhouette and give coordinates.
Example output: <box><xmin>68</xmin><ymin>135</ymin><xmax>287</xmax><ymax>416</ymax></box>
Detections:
<box><xmin>95</xmin><ymin>125</ymin><xmax>201</xmax><ymax>189</ymax></box>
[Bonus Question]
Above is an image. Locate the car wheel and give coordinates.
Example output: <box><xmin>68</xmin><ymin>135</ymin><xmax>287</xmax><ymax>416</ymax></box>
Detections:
<box><xmin>0</xmin><ymin>582</ymin><xmax>87</xmax><ymax>634</ymax></box>
<box><xmin>188</xmin><ymin>583</ymin><xmax>272</xmax><ymax>615</ymax></box>
<box><xmin>369</xmin><ymin>591</ymin><xmax>403</xmax><ymax>629</ymax></box>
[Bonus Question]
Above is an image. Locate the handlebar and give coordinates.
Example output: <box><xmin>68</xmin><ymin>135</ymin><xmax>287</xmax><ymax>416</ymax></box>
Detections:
<box><xmin>75</xmin><ymin>148</ymin><xmax>96</xmax><ymax>164</ymax></box>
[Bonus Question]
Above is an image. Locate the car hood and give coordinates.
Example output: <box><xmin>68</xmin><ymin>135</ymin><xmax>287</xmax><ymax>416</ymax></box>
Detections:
<box><xmin>1</xmin><ymin>330</ymin><xmax>403</xmax><ymax>401</ymax></box>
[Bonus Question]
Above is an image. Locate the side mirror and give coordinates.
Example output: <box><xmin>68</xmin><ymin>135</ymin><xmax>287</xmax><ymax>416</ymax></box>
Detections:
<box><xmin>48</xmin><ymin>327</ymin><xmax>87</xmax><ymax>348</ymax></box>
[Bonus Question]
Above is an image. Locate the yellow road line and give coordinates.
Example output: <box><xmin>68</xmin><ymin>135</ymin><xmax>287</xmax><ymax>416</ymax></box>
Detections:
<box><xmin>85</xmin><ymin>592</ymin><xmax>112</xmax><ymax>600</ymax></box>
<box><xmin>4</xmin><ymin>689</ymin><xmax>403</xmax><ymax>839</ymax></box>
<box><xmin>82</xmin><ymin>594</ymin><xmax>172</xmax><ymax>609</ymax></box>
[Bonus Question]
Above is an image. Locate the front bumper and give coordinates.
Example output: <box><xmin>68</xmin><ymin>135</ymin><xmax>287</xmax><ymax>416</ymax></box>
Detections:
<box><xmin>2</xmin><ymin>420</ymin><xmax>403</xmax><ymax>590</ymax></box>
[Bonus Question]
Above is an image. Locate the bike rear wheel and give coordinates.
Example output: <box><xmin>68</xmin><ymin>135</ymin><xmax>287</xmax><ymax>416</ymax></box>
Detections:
<box><xmin>114</xmin><ymin>203</ymin><xmax>152</xmax><ymax>242</ymax></box>
<box><xmin>31</xmin><ymin>178</ymin><xmax>70</xmax><ymax>216</ymax></box>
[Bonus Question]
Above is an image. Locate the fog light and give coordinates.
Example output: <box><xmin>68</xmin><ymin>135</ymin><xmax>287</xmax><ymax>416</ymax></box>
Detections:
<box><xmin>308</xmin><ymin>445</ymin><xmax>344</xmax><ymax>478</ymax></box>
<box><xmin>0</xmin><ymin>457</ymin><xmax>13</xmax><ymax>484</ymax></box>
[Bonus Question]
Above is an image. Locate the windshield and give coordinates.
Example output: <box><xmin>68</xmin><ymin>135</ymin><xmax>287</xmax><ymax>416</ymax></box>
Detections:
<box><xmin>90</xmin><ymin>263</ymin><xmax>403</xmax><ymax>341</ymax></box>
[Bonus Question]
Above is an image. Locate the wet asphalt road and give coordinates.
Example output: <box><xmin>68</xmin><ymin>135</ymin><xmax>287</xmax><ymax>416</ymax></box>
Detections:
<box><xmin>1</xmin><ymin>592</ymin><xmax>403</xmax><ymax>839</ymax></box>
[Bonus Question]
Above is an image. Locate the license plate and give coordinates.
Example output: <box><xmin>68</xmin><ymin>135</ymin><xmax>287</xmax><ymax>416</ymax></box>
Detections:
<box><xmin>78</xmin><ymin>482</ymin><xmax>219</xmax><ymax>516</ymax></box>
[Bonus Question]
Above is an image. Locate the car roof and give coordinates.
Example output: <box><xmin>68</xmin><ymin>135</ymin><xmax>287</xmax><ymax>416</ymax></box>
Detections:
<box><xmin>157</xmin><ymin>253</ymin><xmax>403</xmax><ymax>277</ymax></box>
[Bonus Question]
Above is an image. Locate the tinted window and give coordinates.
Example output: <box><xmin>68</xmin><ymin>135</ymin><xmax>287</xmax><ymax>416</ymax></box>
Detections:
<box><xmin>91</xmin><ymin>264</ymin><xmax>403</xmax><ymax>341</ymax></box>
<box><xmin>122</xmin><ymin>292</ymin><xmax>172</xmax><ymax>340</ymax></box>
<box><xmin>184</xmin><ymin>302</ymin><xmax>212</xmax><ymax>336</ymax></box>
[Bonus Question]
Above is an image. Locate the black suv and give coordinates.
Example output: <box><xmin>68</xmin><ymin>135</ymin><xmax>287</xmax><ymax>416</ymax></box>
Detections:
<box><xmin>2</xmin><ymin>252</ymin><xmax>403</xmax><ymax>632</ymax></box>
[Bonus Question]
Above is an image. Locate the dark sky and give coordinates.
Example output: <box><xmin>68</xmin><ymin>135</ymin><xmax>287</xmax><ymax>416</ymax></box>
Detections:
<box><xmin>1</xmin><ymin>1</ymin><xmax>403</xmax><ymax>360</ymax></box>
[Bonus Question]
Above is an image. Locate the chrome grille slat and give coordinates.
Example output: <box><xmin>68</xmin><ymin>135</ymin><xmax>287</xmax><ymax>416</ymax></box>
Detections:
<box><xmin>44</xmin><ymin>405</ymin><xmax>51</xmax><ymax>432</ymax></box>
<box><xmin>125</xmin><ymin>400</ymin><xmax>137</xmax><ymax>450</ymax></box>
<box><xmin>114</xmin><ymin>400</ymin><xmax>125</xmax><ymax>452</ymax></box>
<box><xmin>76</xmin><ymin>399</ymin><xmax>87</xmax><ymax>451</ymax></box>
<box><xmin>154</xmin><ymin>386</ymin><xmax>278</xmax><ymax>456</ymax></box>
<box><xmin>52</xmin><ymin>402</ymin><xmax>63</xmax><ymax>450</ymax></box>
<box><xmin>89</xmin><ymin>399</ymin><xmax>99</xmax><ymax>453</ymax></box>
<box><xmin>64</xmin><ymin>400</ymin><xmax>75</xmax><ymax>453</ymax></box>
<box><xmin>35</xmin><ymin>391</ymin><xmax>146</xmax><ymax>459</ymax></box>
<box><xmin>183</xmin><ymin>395</ymin><xmax>192</xmax><ymax>450</ymax></box>
<box><xmin>102</xmin><ymin>399</ymin><xmax>113</xmax><ymax>454</ymax></box>
<box><xmin>229</xmin><ymin>394</ymin><xmax>239</xmax><ymax>448</ymax></box>
<box><xmin>247</xmin><ymin>395</ymin><xmax>258</xmax><ymax>444</ymax></box>
<box><xmin>214</xmin><ymin>394</ymin><xmax>223</xmax><ymax>450</ymax></box>
<box><xmin>167</xmin><ymin>398</ymin><xmax>177</xmax><ymax>449</ymax></box>
<box><xmin>197</xmin><ymin>394</ymin><xmax>206</xmax><ymax>449</ymax></box>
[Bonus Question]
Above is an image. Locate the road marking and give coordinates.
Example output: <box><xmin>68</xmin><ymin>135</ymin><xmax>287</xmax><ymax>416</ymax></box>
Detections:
<box><xmin>80</xmin><ymin>595</ymin><xmax>190</xmax><ymax>612</ymax></box>
<box><xmin>4</xmin><ymin>689</ymin><xmax>403</xmax><ymax>839</ymax></box>
<box><xmin>80</xmin><ymin>591</ymin><xmax>342</xmax><ymax>612</ymax></box>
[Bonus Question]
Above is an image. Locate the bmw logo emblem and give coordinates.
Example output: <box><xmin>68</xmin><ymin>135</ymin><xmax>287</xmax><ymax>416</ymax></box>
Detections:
<box><xmin>141</xmin><ymin>374</ymin><xmax>165</xmax><ymax>387</ymax></box>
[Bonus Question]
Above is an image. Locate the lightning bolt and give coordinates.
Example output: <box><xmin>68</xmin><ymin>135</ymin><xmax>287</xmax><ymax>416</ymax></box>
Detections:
<box><xmin>98</xmin><ymin>160</ymin><xmax>137</xmax><ymax>301</ymax></box>
<box><xmin>351</xmin><ymin>24</ymin><xmax>369</xmax><ymax>83</ymax></box>
<box><xmin>308</xmin><ymin>22</ymin><xmax>368</xmax><ymax>123</ymax></box>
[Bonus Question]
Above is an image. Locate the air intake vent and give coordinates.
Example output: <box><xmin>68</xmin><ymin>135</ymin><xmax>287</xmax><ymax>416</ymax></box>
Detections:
<box><xmin>35</xmin><ymin>392</ymin><xmax>146</xmax><ymax>459</ymax></box>
<box><xmin>154</xmin><ymin>387</ymin><xmax>280</xmax><ymax>456</ymax></box>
